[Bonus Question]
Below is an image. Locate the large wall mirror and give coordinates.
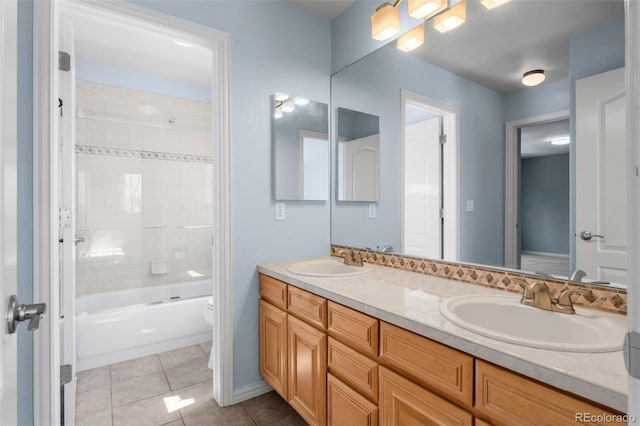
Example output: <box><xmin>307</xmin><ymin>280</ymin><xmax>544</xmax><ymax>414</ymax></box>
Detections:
<box><xmin>273</xmin><ymin>94</ymin><xmax>329</xmax><ymax>201</ymax></box>
<box><xmin>330</xmin><ymin>0</ymin><xmax>626</xmax><ymax>287</ymax></box>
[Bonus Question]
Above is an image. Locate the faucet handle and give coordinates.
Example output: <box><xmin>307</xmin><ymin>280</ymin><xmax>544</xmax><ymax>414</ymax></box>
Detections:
<box><xmin>511</xmin><ymin>278</ymin><xmax>533</xmax><ymax>299</ymax></box>
<box><xmin>557</xmin><ymin>288</ymin><xmax>590</xmax><ymax>307</ymax></box>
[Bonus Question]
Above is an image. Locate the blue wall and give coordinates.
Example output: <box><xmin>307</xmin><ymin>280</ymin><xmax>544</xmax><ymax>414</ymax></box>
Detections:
<box><xmin>520</xmin><ymin>154</ymin><xmax>570</xmax><ymax>255</ymax></box>
<box><xmin>504</xmin><ymin>79</ymin><xmax>570</xmax><ymax>122</ymax></box>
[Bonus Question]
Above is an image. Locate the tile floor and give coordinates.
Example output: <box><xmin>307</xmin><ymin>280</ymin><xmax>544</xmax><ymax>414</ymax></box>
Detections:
<box><xmin>521</xmin><ymin>252</ymin><xmax>570</xmax><ymax>277</ymax></box>
<box><xmin>75</xmin><ymin>342</ymin><xmax>306</xmax><ymax>426</ymax></box>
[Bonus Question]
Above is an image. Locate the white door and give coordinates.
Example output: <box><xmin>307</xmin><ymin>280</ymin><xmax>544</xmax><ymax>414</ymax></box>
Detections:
<box><xmin>342</xmin><ymin>135</ymin><xmax>379</xmax><ymax>201</ymax></box>
<box><xmin>403</xmin><ymin>117</ymin><xmax>441</xmax><ymax>257</ymax></box>
<box><xmin>0</xmin><ymin>0</ymin><xmax>18</xmax><ymax>424</ymax></box>
<box><xmin>59</xmin><ymin>14</ymin><xmax>77</xmax><ymax>426</ymax></box>
<box><xmin>576</xmin><ymin>68</ymin><xmax>627</xmax><ymax>284</ymax></box>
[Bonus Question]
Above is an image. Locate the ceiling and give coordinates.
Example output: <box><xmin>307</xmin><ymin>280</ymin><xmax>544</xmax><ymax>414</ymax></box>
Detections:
<box><xmin>520</xmin><ymin>119</ymin><xmax>570</xmax><ymax>158</ymax></box>
<box><xmin>408</xmin><ymin>0</ymin><xmax>624</xmax><ymax>94</ymax></box>
<box><xmin>284</xmin><ymin>0</ymin><xmax>357</xmax><ymax>20</ymax></box>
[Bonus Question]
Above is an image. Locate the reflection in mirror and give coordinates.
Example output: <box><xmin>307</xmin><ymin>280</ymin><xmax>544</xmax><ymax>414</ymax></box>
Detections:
<box><xmin>336</xmin><ymin>107</ymin><xmax>380</xmax><ymax>202</ymax></box>
<box><xmin>273</xmin><ymin>94</ymin><xmax>329</xmax><ymax>201</ymax></box>
<box><xmin>330</xmin><ymin>0</ymin><xmax>625</xmax><ymax>287</ymax></box>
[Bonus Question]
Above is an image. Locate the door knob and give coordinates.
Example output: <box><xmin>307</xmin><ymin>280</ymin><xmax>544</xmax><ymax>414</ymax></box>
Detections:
<box><xmin>580</xmin><ymin>230</ymin><xmax>604</xmax><ymax>241</ymax></box>
<box><xmin>6</xmin><ymin>295</ymin><xmax>47</xmax><ymax>334</ymax></box>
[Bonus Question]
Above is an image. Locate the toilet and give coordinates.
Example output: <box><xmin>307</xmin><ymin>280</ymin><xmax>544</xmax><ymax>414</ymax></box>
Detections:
<box><xmin>203</xmin><ymin>296</ymin><xmax>214</xmax><ymax>369</ymax></box>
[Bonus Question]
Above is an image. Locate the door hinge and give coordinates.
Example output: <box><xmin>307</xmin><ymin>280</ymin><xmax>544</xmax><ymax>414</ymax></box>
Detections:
<box><xmin>59</xmin><ymin>207</ymin><xmax>71</xmax><ymax>229</ymax></box>
<box><xmin>439</xmin><ymin>134</ymin><xmax>447</xmax><ymax>145</ymax></box>
<box><xmin>624</xmin><ymin>331</ymin><xmax>640</xmax><ymax>379</ymax></box>
<box><xmin>58</xmin><ymin>51</ymin><xmax>71</xmax><ymax>72</ymax></box>
<box><xmin>439</xmin><ymin>208</ymin><xmax>445</xmax><ymax>218</ymax></box>
<box><xmin>60</xmin><ymin>364</ymin><xmax>73</xmax><ymax>385</ymax></box>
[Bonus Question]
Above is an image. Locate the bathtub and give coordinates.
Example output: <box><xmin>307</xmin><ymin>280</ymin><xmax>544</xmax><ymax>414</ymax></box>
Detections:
<box><xmin>75</xmin><ymin>280</ymin><xmax>213</xmax><ymax>371</ymax></box>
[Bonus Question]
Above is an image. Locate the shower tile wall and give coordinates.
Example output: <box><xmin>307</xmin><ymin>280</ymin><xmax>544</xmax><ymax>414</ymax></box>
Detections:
<box><xmin>75</xmin><ymin>81</ymin><xmax>212</xmax><ymax>300</ymax></box>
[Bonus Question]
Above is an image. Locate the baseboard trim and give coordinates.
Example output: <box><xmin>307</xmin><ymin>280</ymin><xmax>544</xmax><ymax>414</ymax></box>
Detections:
<box><xmin>232</xmin><ymin>380</ymin><xmax>273</xmax><ymax>404</ymax></box>
<box><xmin>521</xmin><ymin>250</ymin><xmax>570</xmax><ymax>258</ymax></box>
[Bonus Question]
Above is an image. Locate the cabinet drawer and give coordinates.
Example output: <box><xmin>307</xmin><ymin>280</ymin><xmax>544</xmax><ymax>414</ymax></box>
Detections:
<box><xmin>327</xmin><ymin>301</ymin><xmax>378</xmax><ymax>357</ymax></box>
<box><xmin>379</xmin><ymin>321</ymin><xmax>474</xmax><ymax>408</ymax></box>
<box><xmin>259</xmin><ymin>274</ymin><xmax>287</xmax><ymax>310</ymax></box>
<box><xmin>475</xmin><ymin>360</ymin><xmax>622</xmax><ymax>426</ymax></box>
<box><xmin>328</xmin><ymin>337</ymin><xmax>378</xmax><ymax>403</ymax></box>
<box><xmin>327</xmin><ymin>373</ymin><xmax>378</xmax><ymax>426</ymax></box>
<box><xmin>288</xmin><ymin>286</ymin><xmax>327</xmax><ymax>329</ymax></box>
<box><xmin>379</xmin><ymin>366</ymin><xmax>472</xmax><ymax>426</ymax></box>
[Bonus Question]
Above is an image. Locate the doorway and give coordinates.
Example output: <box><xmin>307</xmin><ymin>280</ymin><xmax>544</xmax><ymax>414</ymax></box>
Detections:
<box><xmin>33</xmin><ymin>2</ymin><xmax>232</xmax><ymax>424</ymax></box>
<box><xmin>401</xmin><ymin>90</ymin><xmax>459</xmax><ymax>260</ymax></box>
<box><xmin>504</xmin><ymin>110</ymin><xmax>569</xmax><ymax>273</ymax></box>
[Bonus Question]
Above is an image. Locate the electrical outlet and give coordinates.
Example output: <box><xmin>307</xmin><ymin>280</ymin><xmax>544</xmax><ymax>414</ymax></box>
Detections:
<box><xmin>368</xmin><ymin>203</ymin><xmax>376</xmax><ymax>219</ymax></box>
<box><xmin>466</xmin><ymin>200</ymin><xmax>474</xmax><ymax>212</ymax></box>
<box><xmin>275</xmin><ymin>202</ymin><xmax>286</xmax><ymax>221</ymax></box>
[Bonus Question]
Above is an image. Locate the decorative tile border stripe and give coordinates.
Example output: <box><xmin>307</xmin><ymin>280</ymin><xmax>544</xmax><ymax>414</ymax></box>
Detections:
<box><xmin>331</xmin><ymin>245</ymin><xmax>627</xmax><ymax>315</ymax></box>
<box><xmin>75</xmin><ymin>145</ymin><xmax>212</xmax><ymax>164</ymax></box>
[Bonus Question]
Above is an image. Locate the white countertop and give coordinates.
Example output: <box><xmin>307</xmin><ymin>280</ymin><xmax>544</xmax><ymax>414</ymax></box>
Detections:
<box><xmin>257</xmin><ymin>256</ymin><xmax>629</xmax><ymax>412</ymax></box>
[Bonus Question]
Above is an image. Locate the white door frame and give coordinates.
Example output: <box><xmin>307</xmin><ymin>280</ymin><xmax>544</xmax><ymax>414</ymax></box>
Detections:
<box><xmin>0</xmin><ymin>0</ymin><xmax>18</xmax><ymax>424</ymax></box>
<box><xmin>400</xmin><ymin>89</ymin><xmax>459</xmax><ymax>261</ymax></box>
<box><xmin>625</xmin><ymin>0</ymin><xmax>640</xmax><ymax>415</ymax></box>
<box><xmin>33</xmin><ymin>1</ymin><xmax>232</xmax><ymax>424</ymax></box>
<box><xmin>504</xmin><ymin>109</ymin><xmax>569</xmax><ymax>269</ymax></box>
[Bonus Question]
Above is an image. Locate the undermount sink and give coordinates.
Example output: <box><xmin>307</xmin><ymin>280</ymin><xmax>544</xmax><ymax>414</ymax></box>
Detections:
<box><xmin>440</xmin><ymin>295</ymin><xmax>625</xmax><ymax>352</ymax></box>
<box><xmin>287</xmin><ymin>259</ymin><xmax>372</xmax><ymax>277</ymax></box>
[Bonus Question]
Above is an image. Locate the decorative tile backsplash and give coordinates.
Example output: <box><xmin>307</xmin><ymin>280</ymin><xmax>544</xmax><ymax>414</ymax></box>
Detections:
<box><xmin>331</xmin><ymin>245</ymin><xmax>627</xmax><ymax>315</ymax></box>
<box><xmin>75</xmin><ymin>145</ymin><xmax>212</xmax><ymax>164</ymax></box>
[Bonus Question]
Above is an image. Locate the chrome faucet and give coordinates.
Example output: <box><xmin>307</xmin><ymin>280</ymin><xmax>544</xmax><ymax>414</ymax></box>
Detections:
<box><xmin>512</xmin><ymin>279</ymin><xmax>589</xmax><ymax>314</ymax></box>
<box><xmin>341</xmin><ymin>249</ymin><xmax>364</xmax><ymax>267</ymax></box>
<box><xmin>570</xmin><ymin>269</ymin><xmax>587</xmax><ymax>282</ymax></box>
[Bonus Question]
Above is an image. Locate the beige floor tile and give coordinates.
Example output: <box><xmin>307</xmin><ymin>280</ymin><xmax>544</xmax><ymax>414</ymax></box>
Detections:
<box><xmin>242</xmin><ymin>391</ymin><xmax>296</xmax><ymax>426</ymax></box>
<box><xmin>172</xmin><ymin>380</ymin><xmax>215</xmax><ymax>417</ymax></box>
<box><xmin>199</xmin><ymin>342</ymin><xmax>212</xmax><ymax>356</ymax></box>
<box><xmin>75</xmin><ymin>407</ymin><xmax>111</xmax><ymax>426</ymax></box>
<box><xmin>267</xmin><ymin>413</ymin><xmax>308</xmax><ymax>426</ymax></box>
<box><xmin>112</xmin><ymin>392</ymin><xmax>181</xmax><ymax>426</ymax></box>
<box><xmin>159</xmin><ymin>345</ymin><xmax>208</xmax><ymax>370</ymax></box>
<box><xmin>111</xmin><ymin>354</ymin><xmax>163</xmax><ymax>380</ymax></box>
<box><xmin>182</xmin><ymin>404</ymin><xmax>256</xmax><ymax>426</ymax></box>
<box><xmin>164</xmin><ymin>359</ymin><xmax>211</xmax><ymax>390</ymax></box>
<box><xmin>112</xmin><ymin>370</ymin><xmax>170</xmax><ymax>407</ymax></box>
<box><xmin>75</xmin><ymin>383</ymin><xmax>111</xmax><ymax>420</ymax></box>
<box><xmin>77</xmin><ymin>365</ymin><xmax>110</xmax><ymax>392</ymax></box>
<box><xmin>160</xmin><ymin>420</ymin><xmax>185</xmax><ymax>426</ymax></box>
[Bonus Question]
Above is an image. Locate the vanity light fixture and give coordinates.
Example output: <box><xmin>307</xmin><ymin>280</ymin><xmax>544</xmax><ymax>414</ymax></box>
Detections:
<box><xmin>397</xmin><ymin>24</ymin><xmax>425</xmax><ymax>53</ymax></box>
<box><xmin>371</xmin><ymin>1</ymin><xmax>402</xmax><ymax>41</ymax></box>
<box><xmin>480</xmin><ymin>0</ymin><xmax>510</xmax><ymax>10</ymax></box>
<box><xmin>433</xmin><ymin>0</ymin><xmax>466</xmax><ymax>33</ymax></box>
<box><xmin>275</xmin><ymin>93</ymin><xmax>289</xmax><ymax>102</ymax></box>
<box><xmin>522</xmin><ymin>69</ymin><xmax>545</xmax><ymax>86</ymax></box>
<box><xmin>550</xmin><ymin>136</ymin><xmax>570</xmax><ymax>145</ymax></box>
<box><xmin>294</xmin><ymin>97</ymin><xmax>309</xmax><ymax>106</ymax></box>
<box><xmin>408</xmin><ymin>0</ymin><xmax>445</xmax><ymax>20</ymax></box>
<box><xmin>274</xmin><ymin>110</ymin><xmax>283</xmax><ymax>119</ymax></box>
<box><xmin>281</xmin><ymin>99</ymin><xmax>296</xmax><ymax>113</ymax></box>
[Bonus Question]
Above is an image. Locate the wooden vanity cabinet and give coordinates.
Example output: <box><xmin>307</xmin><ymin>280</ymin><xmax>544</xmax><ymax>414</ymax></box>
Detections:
<box><xmin>475</xmin><ymin>360</ymin><xmax>622</xmax><ymax>426</ymax></box>
<box><xmin>259</xmin><ymin>276</ymin><xmax>327</xmax><ymax>426</ymax></box>
<box><xmin>327</xmin><ymin>373</ymin><xmax>378</xmax><ymax>426</ymax></box>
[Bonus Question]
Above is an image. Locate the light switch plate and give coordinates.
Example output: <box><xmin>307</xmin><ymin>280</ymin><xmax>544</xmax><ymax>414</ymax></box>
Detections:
<box><xmin>368</xmin><ymin>203</ymin><xmax>376</xmax><ymax>219</ymax></box>
<box><xmin>275</xmin><ymin>202</ymin><xmax>286</xmax><ymax>221</ymax></box>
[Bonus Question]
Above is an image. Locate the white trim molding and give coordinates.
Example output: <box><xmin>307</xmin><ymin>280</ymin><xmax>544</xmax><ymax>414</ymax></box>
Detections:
<box><xmin>232</xmin><ymin>380</ymin><xmax>273</xmax><ymax>405</ymax></box>
<box><xmin>504</xmin><ymin>110</ymin><xmax>570</xmax><ymax>270</ymax></box>
<box><xmin>625</xmin><ymin>0</ymin><xmax>640</xmax><ymax>416</ymax></box>
<box><xmin>33</xmin><ymin>2</ymin><xmax>233</xmax><ymax>424</ymax></box>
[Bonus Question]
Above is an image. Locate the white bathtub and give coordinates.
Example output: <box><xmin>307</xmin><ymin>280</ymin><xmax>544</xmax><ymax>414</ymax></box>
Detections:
<box><xmin>75</xmin><ymin>280</ymin><xmax>212</xmax><ymax>371</ymax></box>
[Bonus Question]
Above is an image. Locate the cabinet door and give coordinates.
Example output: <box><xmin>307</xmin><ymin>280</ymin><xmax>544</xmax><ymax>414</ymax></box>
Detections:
<box><xmin>288</xmin><ymin>315</ymin><xmax>327</xmax><ymax>426</ymax></box>
<box><xmin>327</xmin><ymin>373</ymin><xmax>378</xmax><ymax>426</ymax></box>
<box><xmin>259</xmin><ymin>300</ymin><xmax>288</xmax><ymax>398</ymax></box>
<box><xmin>379</xmin><ymin>366</ymin><xmax>473</xmax><ymax>426</ymax></box>
<box><xmin>476</xmin><ymin>360</ymin><xmax>622</xmax><ymax>426</ymax></box>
